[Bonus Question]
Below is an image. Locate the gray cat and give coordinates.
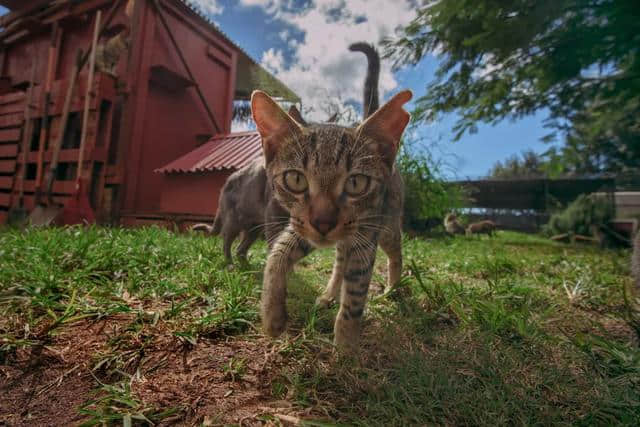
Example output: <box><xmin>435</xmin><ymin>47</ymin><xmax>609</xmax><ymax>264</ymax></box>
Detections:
<box><xmin>192</xmin><ymin>107</ymin><xmax>304</xmax><ymax>264</ymax></box>
<box><xmin>192</xmin><ymin>156</ymin><xmax>272</xmax><ymax>264</ymax></box>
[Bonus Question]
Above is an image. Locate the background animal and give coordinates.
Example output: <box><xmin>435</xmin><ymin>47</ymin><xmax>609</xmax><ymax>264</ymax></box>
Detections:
<box><xmin>191</xmin><ymin>105</ymin><xmax>309</xmax><ymax>264</ymax></box>
<box><xmin>208</xmin><ymin>157</ymin><xmax>270</xmax><ymax>264</ymax></box>
<box><xmin>444</xmin><ymin>213</ymin><xmax>465</xmax><ymax>235</ymax></box>
<box><xmin>96</xmin><ymin>29</ymin><xmax>130</xmax><ymax>78</ymax></box>
<box><xmin>466</xmin><ymin>220</ymin><xmax>497</xmax><ymax>237</ymax></box>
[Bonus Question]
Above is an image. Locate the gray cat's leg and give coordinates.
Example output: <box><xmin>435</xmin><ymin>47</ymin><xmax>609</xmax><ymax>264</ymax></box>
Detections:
<box><xmin>316</xmin><ymin>243</ymin><xmax>346</xmax><ymax>308</ymax></box>
<box><xmin>334</xmin><ymin>230</ymin><xmax>379</xmax><ymax>352</ymax></box>
<box><xmin>236</xmin><ymin>228</ymin><xmax>260</xmax><ymax>260</ymax></box>
<box><xmin>379</xmin><ymin>223</ymin><xmax>403</xmax><ymax>292</ymax></box>
<box><xmin>261</xmin><ymin>225</ymin><xmax>312</xmax><ymax>337</ymax></box>
<box><xmin>222</xmin><ymin>226</ymin><xmax>241</xmax><ymax>264</ymax></box>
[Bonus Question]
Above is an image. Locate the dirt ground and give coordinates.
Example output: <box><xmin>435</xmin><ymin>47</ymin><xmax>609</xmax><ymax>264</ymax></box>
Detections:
<box><xmin>0</xmin><ymin>317</ymin><xmax>316</xmax><ymax>426</ymax></box>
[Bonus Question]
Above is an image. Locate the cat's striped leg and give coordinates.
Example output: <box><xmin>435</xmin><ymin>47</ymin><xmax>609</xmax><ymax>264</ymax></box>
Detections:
<box><xmin>379</xmin><ymin>222</ymin><xmax>403</xmax><ymax>292</ymax></box>
<box><xmin>261</xmin><ymin>225</ymin><xmax>312</xmax><ymax>337</ymax></box>
<box><xmin>334</xmin><ymin>231</ymin><xmax>379</xmax><ymax>351</ymax></box>
<box><xmin>316</xmin><ymin>243</ymin><xmax>346</xmax><ymax>308</ymax></box>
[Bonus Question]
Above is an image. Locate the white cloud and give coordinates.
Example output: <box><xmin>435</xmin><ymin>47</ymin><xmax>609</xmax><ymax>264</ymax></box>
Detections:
<box><xmin>189</xmin><ymin>0</ymin><xmax>224</xmax><ymax>16</ymax></box>
<box><xmin>239</xmin><ymin>0</ymin><xmax>416</xmax><ymax>122</ymax></box>
<box><xmin>261</xmin><ymin>48</ymin><xmax>286</xmax><ymax>74</ymax></box>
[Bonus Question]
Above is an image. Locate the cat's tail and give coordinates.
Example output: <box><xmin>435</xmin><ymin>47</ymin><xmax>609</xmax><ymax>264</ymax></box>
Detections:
<box><xmin>191</xmin><ymin>223</ymin><xmax>214</xmax><ymax>234</ymax></box>
<box><xmin>349</xmin><ymin>42</ymin><xmax>380</xmax><ymax>119</ymax></box>
<box><xmin>190</xmin><ymin>213</ymin><xmax>222</xmax><ymax>235</ymax></box>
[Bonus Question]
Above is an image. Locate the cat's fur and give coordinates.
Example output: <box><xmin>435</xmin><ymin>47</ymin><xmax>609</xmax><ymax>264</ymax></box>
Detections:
<box><xmin>632</xmin><ymin>231</ymin><xmax>639</xmax><ymax>291</ymax></box>
<box><xmin>444</xmin><ymin>213</ymin><xmax>465</xmax><ymax>235</ymax></box>
<box><xmin>466</xmin><ymin>220</ymin><xmax>497</xmax><ymax>237</ymax></box>
<box><xmin>253</xmin><ymin>66</ymin><xmax>411</xmax><ymax>352</ymax></box>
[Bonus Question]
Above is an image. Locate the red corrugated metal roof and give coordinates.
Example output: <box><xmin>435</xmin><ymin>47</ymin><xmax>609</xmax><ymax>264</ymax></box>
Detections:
<box><xmin>155</xmin><ymin>131</ymin><xmax>263</xmax><ymax>174</ymax></box>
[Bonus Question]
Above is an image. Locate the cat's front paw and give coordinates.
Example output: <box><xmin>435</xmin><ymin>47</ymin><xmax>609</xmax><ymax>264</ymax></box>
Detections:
<box><xmin>261</xmin><ymin>304</ymin><xmax>287</xmax><ymax>337</ymax></box>
<box><xmin>315</xmin><ymin>294</ymin><xmax>335</xmax><ymax>309</ymax></box>
<box><xmin>334</xmin><ymin>315</ymin><xmax>361</xmax><ymax>353</ymax></box>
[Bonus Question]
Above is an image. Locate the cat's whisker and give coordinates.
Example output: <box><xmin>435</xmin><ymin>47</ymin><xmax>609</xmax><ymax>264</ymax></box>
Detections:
<box><xmin>359</xmin><ymin>223</ymin><xmax>391</xmax><ymax>234</ymax></box>
<box><xmin>250</xmin><ymin>220</ymin><xmax>289</xmax><ymax>233</ymax></box>
<box><xmin>350</xmin><ymin>238</ymin><xmax>367</xmax><ymax>266</ymax></box>
<box><xmin>352</xmin><ymin>232</ymin><xmax>375</xmax><ymax>257</ymax></box>
<box><xmin>354</xmin><ymin>231</ymin><xmax>377</xmax><ymax>254</ymax></box>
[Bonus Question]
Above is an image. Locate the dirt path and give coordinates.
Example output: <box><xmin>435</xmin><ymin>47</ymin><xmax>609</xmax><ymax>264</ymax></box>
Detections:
<box><xmin>0</xmin><ymin>317</ymin><xmax>313</xmax><ymax>426</ymax></box>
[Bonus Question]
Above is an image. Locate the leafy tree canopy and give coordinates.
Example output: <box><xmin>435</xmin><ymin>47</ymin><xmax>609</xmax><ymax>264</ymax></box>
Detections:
<box><xmin>384</xmin><ymin>0</ymin><xmax>640</xmax><ymax>174</ymax></box>
<box><xmin>489</xmin><ymin>150</ymin><xmax>546</xmax><ymax>179</ymax></box>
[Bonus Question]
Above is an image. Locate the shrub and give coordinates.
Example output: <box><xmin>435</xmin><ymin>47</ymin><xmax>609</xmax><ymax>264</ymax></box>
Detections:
<box><xmin>396</xmin><ymin>144</ymin><xmax>466</xmax><ymax>232</ymax></box>
<box><xmin>543</xmin><ymin>193</ymin><xmax>614</xmax><ymax>236</ymax></box>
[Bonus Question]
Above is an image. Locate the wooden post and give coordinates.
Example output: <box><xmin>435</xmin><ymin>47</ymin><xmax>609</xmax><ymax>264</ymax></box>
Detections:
<box><xmin>77</xmin><ymin>10</ymin><xmax>102</xmax><ymax>187</ymax></box>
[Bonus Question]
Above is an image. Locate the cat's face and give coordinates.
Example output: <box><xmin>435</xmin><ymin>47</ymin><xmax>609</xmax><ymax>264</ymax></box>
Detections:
<box><xmin>252</xmin><ymin>91</ymin><xmax>411</xmax><ymax>248</ymax></box>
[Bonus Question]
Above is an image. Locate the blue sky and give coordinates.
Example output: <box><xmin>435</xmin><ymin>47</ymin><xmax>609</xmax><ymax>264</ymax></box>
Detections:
<box><xmin>206</xmin><ymin>0</ymin><xmax>550</xmax><ymax>179</ymax></box>
<box><xmin>0</xmin><ymin>2</ymin><xmax>550</xmax><ymax>179</ymax></box>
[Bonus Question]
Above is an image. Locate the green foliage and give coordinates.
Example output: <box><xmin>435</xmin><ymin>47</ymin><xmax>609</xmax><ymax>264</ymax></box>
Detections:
<box><xmin>396</xmin><ymin>144</ymin><xmax>466</xmax><ymax>230</ymax></box>
<box><xmin>544</xmin><ymin>194</ymin><xmax>614</xmax><ymax>236</ymax></box>
<box><xmin>1</xmin><ymin>228</ymin><xmax>639</xmax><ymax>424</ymax></box>
<box><xmin>384</xmin><ymin>0</ymin><xmax>640</xmax><ymax>174</ymax></box>
<box><xmin>490</xmin><ymin>149</ymin><xmax>547</xmax><ymax>179</ymax></box>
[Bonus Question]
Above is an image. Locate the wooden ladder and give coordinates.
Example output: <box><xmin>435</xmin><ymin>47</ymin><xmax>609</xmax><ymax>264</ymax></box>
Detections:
<box><xmin>0</xmin><ymin>91</ymin><xmax>27</xmax><ymax>222</ymax></box>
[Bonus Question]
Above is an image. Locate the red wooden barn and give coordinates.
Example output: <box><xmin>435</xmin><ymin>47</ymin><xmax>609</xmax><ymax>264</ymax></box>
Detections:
<box><xmin>0</xmin><ymin>0</ymin><xmax>297</xmax><ymax>227</ymax></box>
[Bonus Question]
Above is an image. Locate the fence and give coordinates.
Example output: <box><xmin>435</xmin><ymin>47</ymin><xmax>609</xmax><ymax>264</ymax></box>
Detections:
<box><xmin>451</xmin><ymin>175</ymin><xmax>640</xmax><ymax>232</ymax></box>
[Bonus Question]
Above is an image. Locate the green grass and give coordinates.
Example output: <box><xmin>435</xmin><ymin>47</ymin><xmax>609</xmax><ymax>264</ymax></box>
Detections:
<box><xmin>1</xmin><ymin>226</ymin><xmax>639</xmax><ymax>425</ymax></box>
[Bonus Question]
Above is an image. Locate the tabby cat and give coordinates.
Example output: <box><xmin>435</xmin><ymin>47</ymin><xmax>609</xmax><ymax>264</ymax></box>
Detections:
<box><xmin>199</xmin><ymin>44</ymin><xmax>381</xmax><ymax>266</ymax></box>
<box><xmin>252</xmin><ymin>86</ymin><xmax>411</xmax><ymax>351</ymax></box>
<box><xmin>444</xmin><ymin>213</ymin><xmax>465</xmax><ymax>235</ymax></box>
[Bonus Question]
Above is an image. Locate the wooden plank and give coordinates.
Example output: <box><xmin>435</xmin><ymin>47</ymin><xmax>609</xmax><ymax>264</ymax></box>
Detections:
<box><xmin>0</xmin><ymin>102</ymin><xmax>26</xmax><ymax>116</ymax></box>
<box><xmin>0</xmin><ymin>113</ymin><xmax>25</xmax><ymax>128</ymax></box>
<box><xmin>27</xmin><ymin>148</ymin><xmax>83</xmax><ymax>163</ymax></box>
<box><xmin>0</xmin><ymin>144</ymin><xmax>18</xmax><ymax>158</ymax></box>
<box><xmin>0</xmin><ymin>176</ymin><xmax>13</xmax><ymax>189</ymax></box>
<box><xmin>0</xmin><ymin>91</ymin><xmax>26</xmax><ymax>105</ymax></box>
<box><xmin>23</xmin><ymin>180</ymin><xmax>76</xmax><ymax>194</ymax></box>
<box><xmin>0</xmin><ymin>192</ymin><xmax>10</xmax><ymax>207</ymax></box>
<box><xmin>22</xmin><ymin>194</ymin><xmax>67</xmax><ymax>210</ymax></box>
<box><xmin>0</xmin><ymin>128</ymin><xmax>21</xmax><ymax>142</ymax></box>
<box><xmin>0</xmin><ymin>159</ymin><xmax>16</xmax><ymax>173</ymax></box>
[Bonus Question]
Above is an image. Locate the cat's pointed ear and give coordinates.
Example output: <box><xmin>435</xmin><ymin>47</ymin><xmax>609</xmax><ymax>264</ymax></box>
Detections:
<box><xmin>288</xmin><ymin>105</ymin><xmax>307</xmax><ymax>126</ymax></box>
<box><xmin>251</xmin><ymin>90</ymin><xmax>303</xmax><ymax>162</ymax></box>
<box><xmin>357</xmin><ymin>90</ymin><xmax>412</xmax><ymax>166</ymax></box>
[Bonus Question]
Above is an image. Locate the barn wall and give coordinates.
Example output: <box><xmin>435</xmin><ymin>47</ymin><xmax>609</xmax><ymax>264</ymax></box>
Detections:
<box><xmin>119</xmin><ymin>0</ymin><xmax>237</xmax><ymax>218</ymax></box>
<box><xmin>159</xmin><ymin>171</ymin><xmax>231</xmax><ymax>216</ymax></box>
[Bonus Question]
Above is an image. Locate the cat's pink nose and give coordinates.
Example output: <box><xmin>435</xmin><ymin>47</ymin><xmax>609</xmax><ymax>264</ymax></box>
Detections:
<box><xmin>311</xmin><ymin>216</ymin><xmax>337</xmax><ymax>235</ymax></box>
<box><xmin>309</xmin><ymin>197</ymin><xmax>338</xmax><ymax>235</ymax></box>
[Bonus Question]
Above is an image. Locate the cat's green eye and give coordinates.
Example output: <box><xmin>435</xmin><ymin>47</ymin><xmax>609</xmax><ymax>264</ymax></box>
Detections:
<box><xmin>344</xmin><ymin>174</ymin><xmax>370</xmax><ymax>197</ymax></box>
<box><xmin>283</xmin><ymin>170</ymin><xmax>308</xmax><ymax>194</ymax></box>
